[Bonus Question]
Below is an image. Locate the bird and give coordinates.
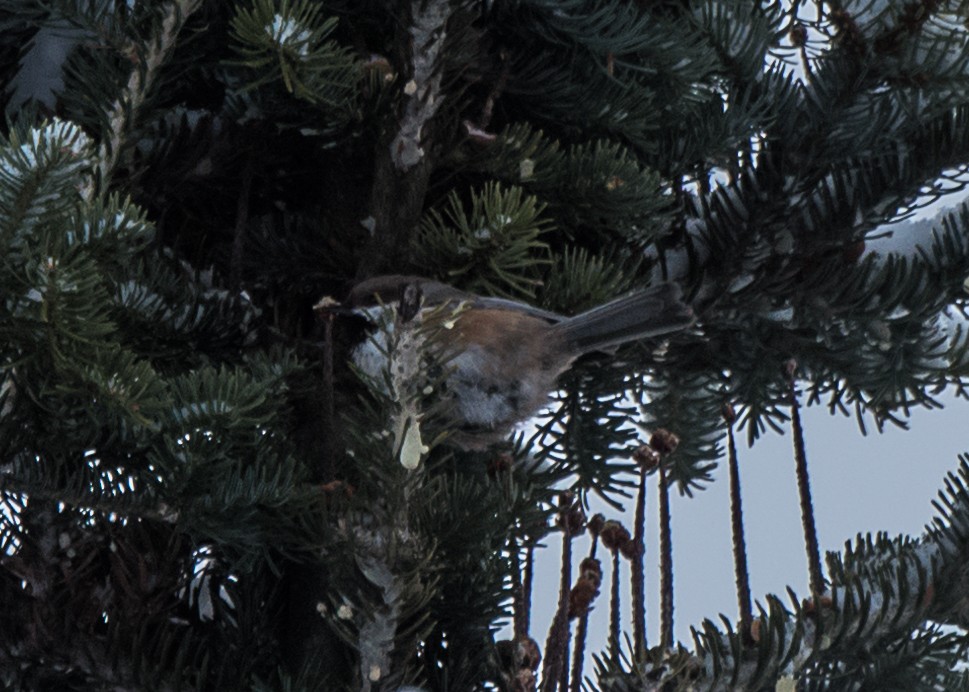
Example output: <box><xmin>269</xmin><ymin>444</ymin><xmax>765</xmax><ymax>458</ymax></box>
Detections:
<box><xmin>339</xmin><ymin>275</ymin><xmax>694</xmax><ymax>450</ymax></box>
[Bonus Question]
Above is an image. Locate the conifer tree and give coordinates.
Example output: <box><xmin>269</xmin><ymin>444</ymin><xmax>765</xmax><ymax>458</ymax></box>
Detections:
<box><xmin>3</xmin><ymin>0</ymin><xmax>969</xmax><ymax>690</ymax></box>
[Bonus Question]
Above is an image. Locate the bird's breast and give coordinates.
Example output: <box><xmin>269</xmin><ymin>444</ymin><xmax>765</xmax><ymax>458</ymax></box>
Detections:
<box><xmin>445</xmin><ymin>310</ymin><xmax>571</xmax><ymax>430</ymax></box>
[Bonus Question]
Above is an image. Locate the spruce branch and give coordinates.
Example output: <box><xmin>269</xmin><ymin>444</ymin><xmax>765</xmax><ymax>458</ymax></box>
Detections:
<box><xmin>228</xmin><ymin>0</ymin><xmax>359</xmax><ymax>113</ymax></box>
<box><xmin>412</xmin><ymin>181</ymin><xmax>553</xmax><ymax>298</ymax></box>
<box><xmin>353</xmin><ymin>526</ymin><xmax>408</xmax><ymax>691</ymax></box>
<box><xmin>0</xmin><ymin>118</ymin><xmax>93</xmax><ymax>239</ymax></box>
<box><xmin>95</xmin><ymin>0</ymin><xmax>202</xmax><ymax>194</ymax></box>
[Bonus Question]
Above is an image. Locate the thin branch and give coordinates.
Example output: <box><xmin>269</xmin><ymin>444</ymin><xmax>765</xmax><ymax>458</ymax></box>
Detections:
<box><xmin>789</xmin><ymin>366</ymin><xmax>825</xmax><ymax>596</ymax></box>
<box><xmin>658</xmin><ymin>461</ymin><xmax>674</xmax><ymax>649</ymax></box>
<box><xmin>725</xmin><ymin>406</ymin><xmax>752</xmax><ymax>637</ymax></box>
<box><xmin>230</xmin><ymin>161</ymin><xmax>254</xmax><ymax>291</ymax></box>
<box><xmin>569</xmin><ymin>532</ymin><xmax>598</xmax><ymax>692</ymax></box>
<box><xmin>511</xmin><ymin>537</ymin><xmax>526</xmax><ymax>639</ymax></box>
<box><xmin>541</xmin><ymin>502</ymin><xmax>576</xmax><ymax>691</ymax></box>
<box><xmin>600</xmin><ymin>519</ymin><xmax>631</xmax><ymax>660</ymax></box>
<box><xmin>523</xmin><ymin>544</ymin><xmax>534</xmax><ymax>636</ymax></box>
<box><xmin>609</xmin><ymin>548</ymin><xmax>621</xmax><ymax>658</ymax></box>
<box><xmin>476</xmin><ymin>49</ymin><xmax>509</xmax><ymax>131</ymax></box>
<box><xmin>321</xmin><ymin>308</ymin><xmax>335</xmax><ymax>480</ymax></box>
<box><xmin>631</xmin><ymin>466</ymin><xmax>648</xmax><ymax>654</ymax></box>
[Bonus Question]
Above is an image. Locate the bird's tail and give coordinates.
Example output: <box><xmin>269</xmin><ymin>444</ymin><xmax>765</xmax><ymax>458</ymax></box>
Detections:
<box><xmin>552</xmin><ymin>283</ymin><xmax>694</xmax><ymax>355</ymax></box>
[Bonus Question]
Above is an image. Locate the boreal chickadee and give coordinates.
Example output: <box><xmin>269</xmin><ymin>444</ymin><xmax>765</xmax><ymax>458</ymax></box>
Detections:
<box><xmin>333</xmin><ymin>275</ymin><xmax>694</xmax><ymax>450</ymax></box>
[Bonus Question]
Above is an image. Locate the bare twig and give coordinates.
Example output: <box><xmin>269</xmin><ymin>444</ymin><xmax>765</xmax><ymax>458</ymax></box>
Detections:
<box><xmin>788</xmin><ymin>362</ymin><xmax>824</xmax><ymax>597</ymax></box>
<box><xmin>724</xmin><ymin>405</ymin><xmax>753</xmax><ymax>637</ymax></box>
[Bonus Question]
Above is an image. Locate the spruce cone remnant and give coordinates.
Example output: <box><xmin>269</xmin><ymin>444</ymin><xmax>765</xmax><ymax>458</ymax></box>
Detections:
<box><xmin>568</xmin><ymin>578</ymin><xmax>599</xmax><ymax>619</ymax></box>
<box><xmin>842</xmin><ymin>239</ymin><xmax>866</xmax><ymax>263</ymax></box>
<box><xmin>513</xmin><ymin>668</ymin><xmax>536</xmax><ymax>692</ymax></box>
<box><xmin>633</xmin><ymin>443</ymin><xmax>661</xmax><ymax>471</ymax></box>
<box><xmin>789</xmin><ymin>22</ymin><xmax>807</xmax><ymax>47</ymax></box>
<box><xmin>579</xmin><ymin>557</ymin><xmax>603</xmax><ymax>587</ymax></box>
<box><xmin>649</xmin><ymin>428</ymin><xmax>679</xmax><ymax>456</ymax></box>
<box><xmin>558</xmin><ymin>492</ymin><xmax>586</xmax><ymax>537</ymax></box>
<box><xmin>518</xmin><ymin>636</ymin><xmax>542</xmax><ymax>670</ymax></box>
<box><xmin>486</xmin><ymin>452</ymin><xmax>513</xmax><ymax>477</ymax></box>
<box><xmin>599</xmin><ymin>520</ymin><xmax>632</xmax><ymax>554</ymax></box>
<box><xmin>496</xmin><ymin>636</ymin><xmax>542</xmax><ymax>671</ymax></box>
<box><xmin>619</xmin><ymin>537</ymin><xmax>642</xmax><ymax>561</ymax></box>
<box><xmin>568</xmin><ymin>557</ymin><xmax>603</xmax><ymax>619</ymax></box>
